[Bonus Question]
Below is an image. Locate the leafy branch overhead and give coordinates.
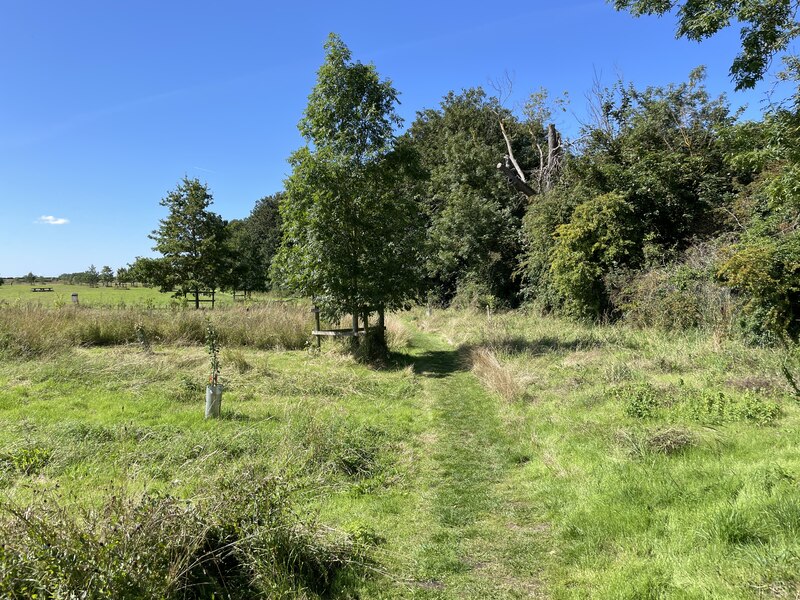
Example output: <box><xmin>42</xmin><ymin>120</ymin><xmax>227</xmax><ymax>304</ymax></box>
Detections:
<box><xmin>612</xmin><ymin>0</ymin><xmax>800</xmax><ymax>90</ymax></box>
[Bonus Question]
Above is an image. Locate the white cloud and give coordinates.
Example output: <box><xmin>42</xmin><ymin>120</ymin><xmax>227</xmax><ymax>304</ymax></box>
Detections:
<box><xmin>36</xmin><ymin>215</ymin><xmax>70</xmax><ymax>225</ymax></box>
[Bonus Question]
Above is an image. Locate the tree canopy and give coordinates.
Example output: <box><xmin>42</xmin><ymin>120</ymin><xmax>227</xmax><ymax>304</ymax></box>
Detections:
<box><xmin>272</xmin><ymin>34</ymin><xmax>422</xmax><ymax>325</ymax></box>
<box><xmin>612</xmin><ymin>0</ymin><xmax>800</xmax><ymax>89</ymax></box>
<box><xmin>147</xmin><ymin>177</ymin><xmax>229</xmax><ymax>307</ymax></box>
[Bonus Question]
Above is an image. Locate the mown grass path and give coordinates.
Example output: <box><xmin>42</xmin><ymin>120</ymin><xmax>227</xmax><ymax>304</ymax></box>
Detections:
<box><xmin>393</xmin><ymin>329</ymin><xmax>548</xmax><ymax>598</ymax></box>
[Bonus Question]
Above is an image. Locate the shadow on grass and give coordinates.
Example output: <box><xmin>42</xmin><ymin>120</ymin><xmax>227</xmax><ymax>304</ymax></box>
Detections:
<box><xmin>385</xmin><ymin>348</ymin><xmax>466</xmax><ymax>379</ymax></box>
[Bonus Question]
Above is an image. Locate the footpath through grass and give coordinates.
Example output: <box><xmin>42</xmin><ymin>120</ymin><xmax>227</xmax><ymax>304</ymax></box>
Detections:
<box><xmin>341</xmin><ymin>330</ymin><xmax>549</xmax><ymax>597</ymax></box>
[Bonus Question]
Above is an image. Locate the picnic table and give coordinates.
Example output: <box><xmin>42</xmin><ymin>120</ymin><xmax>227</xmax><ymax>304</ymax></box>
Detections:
<box><xmin>31</xmin><ymin>287</ymin><xmax>54</xmax><ymax>292</ymax></box>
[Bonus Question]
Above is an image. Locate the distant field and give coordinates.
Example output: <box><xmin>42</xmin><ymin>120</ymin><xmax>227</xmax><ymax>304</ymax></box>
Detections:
<box><xmin>0</xmin><ymin>282</ymin><xmax>286</xmax><ymax>308</ymax></box>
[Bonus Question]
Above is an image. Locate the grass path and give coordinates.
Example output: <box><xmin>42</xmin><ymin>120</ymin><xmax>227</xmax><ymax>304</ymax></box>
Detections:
<box><xmin>393</xmin><ymin>329</ymin><xmax>549</xmax><ymax>598</ymax></box>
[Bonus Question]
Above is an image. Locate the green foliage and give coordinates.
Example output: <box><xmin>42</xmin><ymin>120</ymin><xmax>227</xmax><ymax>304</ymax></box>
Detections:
<box><xmin>147</xmin><ymin>177</ymin><xmax>229</xmax><ymax>301</ymax></box>
<box><xmin>0</xmin><ymin>446</ymin><xmax>52</xmax><ymax>476</ymax></box>
<box><xmin>612</xmin><ymin>0</ymin><xmax>800</xmax><ymax>90</ymax></box>
<box><xmin>224</xmin><ymin>193</ymin><xmax>283</xmax><ymax>294</ymax></box>
<box><xmin>551</xmin><ymin>192</ymin><xmax>637</xmax><ymax>318</ymax></box>
<box><xmin>0</xmin><ymin>476</ymin><xmax>370</xmax><ymax>599</ymax></box>
<box><xmin>405</xmin><ymin>88</ymin><xmax>536</xmax><ymax>304</ymax></box>
<box><xmin>719</xmin><ymin>234</ymin><xmax>800</xmax><ymax>340</ymax></box>
<box><xmin>205</xmin><ymin>319</ymin><xmax>221</xmax><ymax>385</ymax></box>
<box><xmin>611</xmin><ymin>244</ymin><xmax>735</xmax><ymax>331</ymax></box>
<box><xmin>99</xmin><ymin>265</ymin><xmax>114</xmax><ymax>286</ymax></box>
<box><xmin>272</xmin><ymin>34</ymin><xmax>422</xmax><ymax>323</ymax></box>
<box><xmin>718</xmin><ymin>111</ymin><xmax>800</xmax><ymax>343</ymax></box>
<box><xmin>614</xmin><ymin>382</ymin><xmax>782</xmax><ymax>424</ymax></box>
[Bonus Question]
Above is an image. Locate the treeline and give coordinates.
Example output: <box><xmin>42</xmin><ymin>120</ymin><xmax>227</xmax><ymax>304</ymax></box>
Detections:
<box><xmin>127</xmin><ymin>52</ymin><xmax>798</xmax><ymax>347</ymax></box>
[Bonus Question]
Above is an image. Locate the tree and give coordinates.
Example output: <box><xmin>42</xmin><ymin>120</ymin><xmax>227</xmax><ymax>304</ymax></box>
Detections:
<box><xmin>86</xmin><ymin>265</ymin><xmax>99</xmax><ymax>286</ymax></box>
<box><xmin>612</xmin><ymin>0</ymin><xmax>800</xmax><ymax>90</ymax></box>
<box><xmin>223</xmin><ymin>193</ymin><xmax>284</xmax><ymax>294</ymax></box>
<box><xmin>521</xmin><ymin>70</ymin><xmax>736</xmax><ymax>318</ymax></box>
<box><xmin>404</xmin><ymin>88</ymin><xmax>537</xmax><ymax>305</ymax></box>
<box><xmin>271</xmin><ymin>34</ymin><xmax>422</xmax><ymax>349</ymax></box>
<box><xmin>99</xmin><ymin>266</ymin><xmax>114</xmax><ymax>287</ymax></box>
<box><xmin>115</xmin><ymin>266</ymin><xmax>130</xmax><ymax>286</ymax></box>
<box><xmin>148</xmin><ymin>177</ymin><xmax>229</xmax><ymax>308</ymax></box>
<box><xmin>24</xmin><ymin>272</ymin><xmax>37</xmax><ymax>285</ymax></box>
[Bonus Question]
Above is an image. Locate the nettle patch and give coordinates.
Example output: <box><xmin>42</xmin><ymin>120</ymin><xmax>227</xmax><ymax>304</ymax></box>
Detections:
<box><xmin>613</xmin><ymin>382</ymin><xmax>782</xmax><ymax>425</ymax></box>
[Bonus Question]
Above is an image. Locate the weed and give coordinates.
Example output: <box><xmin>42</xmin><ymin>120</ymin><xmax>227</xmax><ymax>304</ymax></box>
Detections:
<box><xmin>0</xmin><ymin>446</ymin><xmax>52</xmax><ymax>476</ymax></box>
<box><xmin>0</xmin><ymin>473</ymin><xmax>374</xmax><ymax>598</ymax></box>
<box><xmin>616</xmin><ymin>383</ymin><xmax>663</xmax><ymax>419</ymax></box>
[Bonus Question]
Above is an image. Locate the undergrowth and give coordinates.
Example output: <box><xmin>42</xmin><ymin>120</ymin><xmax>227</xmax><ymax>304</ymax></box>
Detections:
<box><xmin>0</xmin><ymin>472</ymin><xmax>374</xmax><ymax>599</ymax></box>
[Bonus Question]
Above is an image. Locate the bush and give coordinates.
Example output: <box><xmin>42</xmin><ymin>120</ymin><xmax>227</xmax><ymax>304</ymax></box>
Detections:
<box><xmin>610</xmin><ymin>243</ymin><xmax>735</xmax><ymax>332</ymax></box>
<box><xmin>551</xmin><ymin>192</ymin><xmax>638</xmax><ymax>319</ymax></box>
<box><xmin>718</xmin><ymin>232</ymin><xmax>800</xmax><ymax>342</ymax></box>
<box><xmin>0</xmin><ymin>474</ymin><xmax>372</xmax><ymax>599</ymax></box>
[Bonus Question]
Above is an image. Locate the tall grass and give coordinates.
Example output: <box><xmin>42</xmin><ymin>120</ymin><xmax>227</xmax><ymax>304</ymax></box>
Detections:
<box><xmin>0</xmin><ymin>472</ymin><xmax>371</xmax><ymax>599</ymax></box>
<box><xmin>0</xmin><ymin>303</ymin><xmax>313</xmax><ymax>358</ymax></box>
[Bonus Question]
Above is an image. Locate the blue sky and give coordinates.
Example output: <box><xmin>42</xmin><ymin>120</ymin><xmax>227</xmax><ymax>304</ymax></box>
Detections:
<box><xmin>0</xmin><ymin>0</ymin><xmax>785</xmax><ymax>276</ymax></box>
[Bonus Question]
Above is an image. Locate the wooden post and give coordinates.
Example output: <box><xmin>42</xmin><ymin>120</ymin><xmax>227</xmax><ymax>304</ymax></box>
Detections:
<box><xmin>312</xmin><ymin>306</ymin><xmax>321</xmax><ymax>349</ymax></box>
<box><xmin>352</xmin><ymin>311</ymin><xmax>359</xmax><ymax>347</ymax></box>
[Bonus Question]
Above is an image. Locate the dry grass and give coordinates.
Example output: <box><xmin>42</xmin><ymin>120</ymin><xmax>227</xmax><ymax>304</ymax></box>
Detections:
<box><xmin>463</xmin><ymin>345</ymin><xmax>527</xmax><ymax>402</ymax></box>
<box><xmin>385</xmin><ymin>316</ymin><xmax>411</xmax><ymax>350</ymax></box>
<box><xmin>0</xmin><ymin>303</ymin><xmax>313</xmax><ymax>358</ymax></box>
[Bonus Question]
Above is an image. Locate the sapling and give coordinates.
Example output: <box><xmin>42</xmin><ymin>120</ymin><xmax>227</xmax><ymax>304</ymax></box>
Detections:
<box><xmin>206</xmin><ymin>320</ymin><xmax>220</xmax><ymax>386</ymax></box>
<box><xmin>205</xmin><ymin>319</ymin><xmax>223</xmax><ymax>418</ymax></box>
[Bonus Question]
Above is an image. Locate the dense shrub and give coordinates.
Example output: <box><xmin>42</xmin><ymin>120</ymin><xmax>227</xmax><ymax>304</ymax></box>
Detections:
<box><xmin>610</xmin><ymin>244</ymin><xmax>735</xmax><ymax>332</ymax></box>
<box><xmin>0</xmin><ymin>474</ymin><xmax>372</xmax><ymax>599</ymax></box>
<box><xmin>550</xmin><ymin>192</ymin><xmax>637</xmax><ymax>319</ymax></box>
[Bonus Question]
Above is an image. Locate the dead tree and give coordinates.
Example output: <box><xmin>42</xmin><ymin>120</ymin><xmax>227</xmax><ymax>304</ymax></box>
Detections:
<box><xmin>496</xmin><ymin>120</ymin><xmax>563</xmax><ymax>196</ymax></box>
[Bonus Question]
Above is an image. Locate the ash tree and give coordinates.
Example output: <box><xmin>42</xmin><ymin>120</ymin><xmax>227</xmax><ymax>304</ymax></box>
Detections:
<box><xmin>271</xmin><ymin>33</ymin><xmax>423</xmax><ymax>347</ymax></box>
<box><xmin>148</xmin><ymin>177</ymin><xmax>229</xmax><ymax>308</ymax></box>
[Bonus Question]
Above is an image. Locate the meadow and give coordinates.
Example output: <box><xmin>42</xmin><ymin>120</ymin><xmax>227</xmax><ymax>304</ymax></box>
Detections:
<box><xmin>0</xmin><ymin>287</ymin><xmax>798</xmax><ymax>598</ymax></box>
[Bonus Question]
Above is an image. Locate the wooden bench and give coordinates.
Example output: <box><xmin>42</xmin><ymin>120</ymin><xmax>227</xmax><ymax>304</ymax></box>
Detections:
<box><xmin>31</xmin><ymin>287</ymin><xmax>54</xmax><ymax>292</ymax></box>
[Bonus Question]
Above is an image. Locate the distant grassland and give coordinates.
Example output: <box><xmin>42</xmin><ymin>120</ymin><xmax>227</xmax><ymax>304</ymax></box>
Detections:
<box><xmin>0</xmin><ymin>282</ymin><xmax>194</xmax><ymax>308</ymax></box>
<box><xmin>0</xmin><ymin>282</ymin><xmax>292</xmax><ymax>308</ymax></box>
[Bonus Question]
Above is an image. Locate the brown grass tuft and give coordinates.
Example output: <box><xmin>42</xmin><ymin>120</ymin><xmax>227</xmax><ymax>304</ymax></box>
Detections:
<box><xmin>464</xmin><ymin>345</ymin><xmax>527</xmax><ymax>402</ymax></box>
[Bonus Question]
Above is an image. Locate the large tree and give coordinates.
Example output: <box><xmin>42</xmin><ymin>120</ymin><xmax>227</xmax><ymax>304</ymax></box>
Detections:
<box><xmin>271</xmin><ymin>34</ymin><xmax>422</xmax><ymax>345</ymax></box>
<box><xmin>612</xmin><ymin>0</ymin><xmax>800</xmax><ymax>90</ymax></box>
<box><xmin>148</xmin><ymin>177</ymin><xmax>229</xmax><ymax>308</ymax></box>
<box><xmin>403</xmin><ymin>88</ymin><xmax>538</xmax><ymax>305</ymax></box>
<box><xmin>224</xmin><ymin>192</ymin><xmax>284</xmax><ymax>294</ymax></box>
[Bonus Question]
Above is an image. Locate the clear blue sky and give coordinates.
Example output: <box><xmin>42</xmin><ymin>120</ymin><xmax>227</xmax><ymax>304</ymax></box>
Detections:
<box><xmin>0</xmin><ymin>0</ymin><xmax>782</xmax><ymax>276</ymax></box>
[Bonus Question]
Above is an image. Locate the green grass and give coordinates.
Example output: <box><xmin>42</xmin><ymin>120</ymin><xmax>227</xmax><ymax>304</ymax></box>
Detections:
<box><xmin>1</xmin><ymin>306</ymin><xmax>798</xmax><ymax>597</ymax></box>
<box><xmin>415</xmin><ymin>309</ymin><xmax>800</xmax><ymax>598</ymax></box>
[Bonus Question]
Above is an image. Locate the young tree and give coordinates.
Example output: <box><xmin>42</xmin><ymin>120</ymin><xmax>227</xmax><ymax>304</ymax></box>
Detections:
<box><xmin>272</xmin><ymin>34</ymin><xmax>423</xmax><ymax>348</ymax></box>
<box><xmin>148</xmin><ymin>177</ymin><xmax>229</xmax><ymax>308</ymax></box>
<box><xmin>99</xmin><ymin>265</ymin><xmax>114</xmax><ymax>287</ymax></box>
<box><xmin>86</xmin><ymin>265</ymin><xmax>100</xmax><ymax>286</ymax></box>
